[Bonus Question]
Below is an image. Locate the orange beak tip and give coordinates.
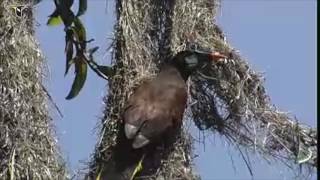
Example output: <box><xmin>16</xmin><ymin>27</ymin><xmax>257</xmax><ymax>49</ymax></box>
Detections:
<box><xmin>211</xmin><ymin>52</ymin><xmax>228</xmax><ymax>62</ymax></box>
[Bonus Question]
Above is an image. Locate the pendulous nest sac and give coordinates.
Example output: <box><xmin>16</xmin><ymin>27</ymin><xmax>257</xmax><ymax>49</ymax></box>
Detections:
<box><xmin>86</xmin><ymin>0</ymin><xmax>316</xmax><ymax>179</ymax></box>
<box><xmin>0</xmin><ymin>0</ymin><xmax>68</xmax><ymax>179</ymax></box>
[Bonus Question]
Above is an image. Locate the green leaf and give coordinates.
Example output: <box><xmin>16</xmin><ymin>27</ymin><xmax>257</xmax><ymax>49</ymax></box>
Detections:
<box><xmin>55</xmin><ymin>0</ymin><xmax>75</xmax><ymax>27</ymax></box>
<box><xmin>65</xmin><ymin>58</ymin><xmax>87</xmax><ymax>100</ymax></box>
<box><xmin>65</xmin><ymin>31</ymin><xmax>74</xmax><ymax>75</ymax></box>
<box><xmin>64</xmin><ymin>54</ymin><xmax>75</xmax><ymax>76</ymax></box>
<box><xmin>65</xmin><ymin>0</ymin><xmax>75</xmax><ymax>9</ymax></box>
<box><xmin>86</xmin><ymin>57</ymin><xmax>114</xmax><ymax>80</ymax></box>
<box><xmin>77</xmin><ymin>0</ymin><xmax>87</xmax><ymax>17</ymax></box>
<box><xmin>73</xmin><ymin>17</ymin><xmax>86</xmax><ymax>41</ymax></box>
<box><xmin>47</xmin><ymin>16</ymin><xmax>63</xmax><ymax>26</ymax></box>
<box><xmin>89</xmin><ymin>46</ymin><xmax>99</xmax><ymax>55</ymax></box>
<box><xmin>52</xmin><ymin>0</ymin><xmax>73</xmax><ymax>9</ymax></box>
<box><xmin>61</xmin><ymin>11</ymin><xmax>75</xmax><ymax>28</ymax></box>
<box><xmin>73</xmin><ymin>17</ymin><xmax>86</xmax><ymax>49</ymax></box>
<box><xmin>47</xmin><ymin>10</ymin><xmax>63</xmax><ymax>26</ymax></box>
<box><xmin>48</xmin><ymin>0</ymin><xmax>75</xmax><ymax>27</ymax></box>
<box><xmin>97</xmin><ymin>65</ymin><xmax>115</xmax><ymax>78</ymax></box>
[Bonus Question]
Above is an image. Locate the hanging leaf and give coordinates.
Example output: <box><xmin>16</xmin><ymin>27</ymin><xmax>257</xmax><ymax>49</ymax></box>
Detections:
<box><xmin>73</xmin><ymin>18</ymin><xmax>86</xmax><ymax>40</ymax></box>
<box><xmin>73</xmin><ymin>17</ymin><xmax>87</xmax><ymax>49</ymax></box>
<box><xmin>65</xmin><ymin>58</ymin><xmax>87</xmax><ymax>100</ymax></box>
<box><xmin>86</xmin><ymin>57</ymin><xmax>114</xmax><ymax>80</ymax></box>
<box><xmin>73</xmin><ymin>18</ymin><xmax>86</xmax><ymax>41</ymax></box>
<box><xmin>97</xmin><ymin>65</ymin><xmax>115</xmax><ymax>78</ymax></box>
<box><xmin>57</xmin><ymin>0</ymin><xmax>75</xmax><ymax>27</ymax></box>
<box><xmin>64</xmin><ymin>30</ymin><xmax>74</xmax><ymax>75</ymax></box>
<box><xmin>77</xmin><ymin>0</ymin><xmax>87</xmax><ymax>17</ymax></box>
<box><xmin>47</xmin><ymin>10</ymin><xmax>63</xmax><ymax>26</ymax></box>
<box><xmin>64</xmin><ymin>50</ymin><xmax>75</xmax><ymax>76</ymax></box>
<box><xmin>65</xmin><ymin>0</ymin><xmax>75</xmax><ymax>9</ymax></box>
<box><xmin>47</xmin><ymin>0</ymin><xmax>75</xmax><ymax>27</ymax></box>
<box><xmin>88</xmin><ymin>46</ymin><xmax>99</xmax><ymax>55</ymax></box>
<box><xmin>84</xmin><ymin>46</ymin><xmax>114</xmax><ymax>80</ymax></box>
<box><xmin>60</xmin><ymin>10</ymin><xmax>75</xmax><ymax>28</ymax></box>
<box><xmin>52</xmin><ymin>0</ymin><xmax>74</xmax><ymax>15</ymax></box>
<box><xmin>47</xmin><ymin>16</ymin><xmax>63</xmax><ymax>26</ymax></box>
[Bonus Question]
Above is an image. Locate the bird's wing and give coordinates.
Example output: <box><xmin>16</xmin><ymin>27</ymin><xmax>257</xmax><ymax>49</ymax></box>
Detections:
<box><xmin>123</xmin><ymin>79</ymin><xmax>187</xmax><ymax>141</ymax></box>
<box><xmin>123</xmin><ymin>81</ymin><xmax>150</xmax><ymax>128</ymax></box>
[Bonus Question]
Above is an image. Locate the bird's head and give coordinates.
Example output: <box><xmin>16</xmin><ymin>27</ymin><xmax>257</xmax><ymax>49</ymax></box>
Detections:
<box><xmin>170</xmin><ymin>50</ymin><xmax>227</xmax><ymax>80</ymax></box>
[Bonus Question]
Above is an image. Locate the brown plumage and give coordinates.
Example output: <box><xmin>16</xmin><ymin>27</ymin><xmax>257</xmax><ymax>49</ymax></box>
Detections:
<box><xmin>123</xmin><ymin>50</ymin><xmax>226</xmax><ymax>149</ymax></box>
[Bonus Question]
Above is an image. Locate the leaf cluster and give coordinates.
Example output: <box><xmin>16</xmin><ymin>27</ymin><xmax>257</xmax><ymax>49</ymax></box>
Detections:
<box><xmin>47</xmin><ymin>0</ymin><xmax>114</xmax><ymax>100</ymax></box>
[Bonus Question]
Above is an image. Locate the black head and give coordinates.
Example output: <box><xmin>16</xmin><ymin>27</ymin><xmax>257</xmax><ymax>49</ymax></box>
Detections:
<box><xmin>169</xmin><ymin>50</ymin><xmax>226</xmax><ymax>80</ymax></box>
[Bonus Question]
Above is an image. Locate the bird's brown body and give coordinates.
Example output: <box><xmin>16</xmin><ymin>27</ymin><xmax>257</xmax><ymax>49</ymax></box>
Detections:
<box><xmin>123</xmin><ymin>65</ymin><xmax>187</xmax><ymax>148</ymax></box>
<box><xmin>122</xmin><ymin>50</ymin><xmax>226</xmax><ymax>149</ymax></box>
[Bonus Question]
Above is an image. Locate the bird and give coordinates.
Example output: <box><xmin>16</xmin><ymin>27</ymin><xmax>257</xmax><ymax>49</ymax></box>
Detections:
<box><xmin>123</xmin><ymin>50</ymin><xmax>227</xmax><ymax>149</ymax></box>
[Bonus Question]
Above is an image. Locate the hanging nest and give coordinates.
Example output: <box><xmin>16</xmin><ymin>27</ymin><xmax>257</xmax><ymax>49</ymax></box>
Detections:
<box><xmin>86</xmin><ymin>0</ymin><xmax>316</xmax><ymax>179</ymax></box>
<box><xmin>171</xmin><ymin>0</ymin><xmax>316</xmax><ymax>175</ymax></box>
<box><xmin>0</xmin><ymin>0</ymin><xmax>68</xmax><ymax>179</ymax></box>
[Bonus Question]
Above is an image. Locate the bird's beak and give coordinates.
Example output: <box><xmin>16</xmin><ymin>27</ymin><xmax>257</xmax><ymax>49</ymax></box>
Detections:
<box><xmin>210</xmin><ymin>52</ymin><xmax>227</xmax><ymax>62</ymax></box>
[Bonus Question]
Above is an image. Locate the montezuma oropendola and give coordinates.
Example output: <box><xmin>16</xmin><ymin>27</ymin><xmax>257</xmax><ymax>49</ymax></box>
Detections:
<box><xmin>123</xmin><ymin>50</ymin><xmax>227</xmax><ymax>149</ymax></box>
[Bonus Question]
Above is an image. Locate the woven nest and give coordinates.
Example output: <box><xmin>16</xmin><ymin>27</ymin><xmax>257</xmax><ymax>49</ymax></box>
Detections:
<box><xmin>86</xmin><ymin>0</ymin><xmax>317</xmax><ymax>179</ymax></box>
<box><xmin>0</xmin><ymin>0</ymin><xmax>68</xmax><ymax>179</ymax></box>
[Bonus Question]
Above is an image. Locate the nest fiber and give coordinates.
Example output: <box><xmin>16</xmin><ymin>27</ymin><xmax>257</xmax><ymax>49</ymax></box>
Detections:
<box><xmin>0</xmin><ymin>0</ymin><xmax>68</xmax><ymax>179</ymax></box>
<box><xmin>87</xmin><ymin>0</ymin><xmax>316</xmax><ymax>179</ymax></box>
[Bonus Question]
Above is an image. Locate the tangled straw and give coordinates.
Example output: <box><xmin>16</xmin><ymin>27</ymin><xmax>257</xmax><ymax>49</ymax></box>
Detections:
<box><xmin>85</xmin><ymin>0</ymin><xmax>316</xmax><ymax>179</ymax></box>
<box><xmin>0</xmin><ymin>0</ymin><xmax>68</xmax><ymax>179</ymax></box>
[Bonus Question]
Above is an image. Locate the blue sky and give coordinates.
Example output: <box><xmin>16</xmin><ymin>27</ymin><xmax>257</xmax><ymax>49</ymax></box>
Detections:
<box><xmin>35</xmin><ymin>1</ymin><xmax>316</xmax><ymax>179</ymax></box>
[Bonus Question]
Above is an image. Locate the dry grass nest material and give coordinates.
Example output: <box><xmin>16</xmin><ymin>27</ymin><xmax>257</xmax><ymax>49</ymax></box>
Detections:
<box><xmin>86</xmin><ymin>0</ymin><xmax>316</xmax><ymax>179</ymax></box>
<box><xmin>0</xmin><ymin>0</ymin><xmax>67</xmax><ymax>179</ymax></box>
